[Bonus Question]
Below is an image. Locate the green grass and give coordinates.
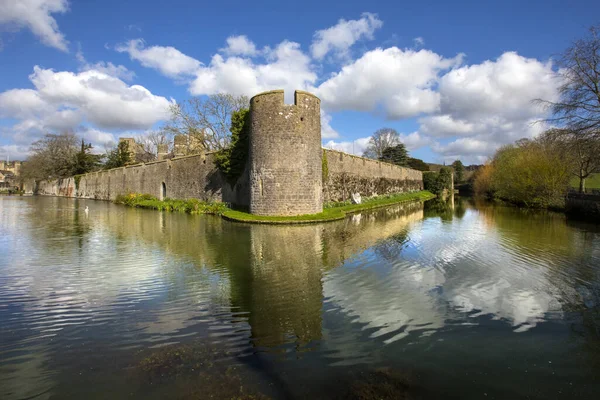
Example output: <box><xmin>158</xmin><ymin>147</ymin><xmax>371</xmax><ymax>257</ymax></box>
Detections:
<box><xmin>222</xmin><ymin>190</ymin><xmax>435</xmax><ymax>224</ymax></box>
<box><xmin>116</xmin><ymin>191</ymin><xmax>436</xmax><ymax>224</ymax></box>
<box><xmin>570</xmin><ymin>173</ymin><xmax>600</xmax><ymax>191</ymax></box>
<box><xmin>115</xmin><ymin>193</ymin><xmax>228</xmax><ymax>215</ymax></box>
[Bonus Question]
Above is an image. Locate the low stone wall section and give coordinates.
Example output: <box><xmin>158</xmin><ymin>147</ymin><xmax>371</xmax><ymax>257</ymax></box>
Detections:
<box><xmin>35</xmin><ymin>153</ymin><xmax>249</xmax><ymax>207</ymax></box>
<box><xmin>323</xmin><ymin>149</ymin><xmax>423</xmax><ymax>203</ymax></box>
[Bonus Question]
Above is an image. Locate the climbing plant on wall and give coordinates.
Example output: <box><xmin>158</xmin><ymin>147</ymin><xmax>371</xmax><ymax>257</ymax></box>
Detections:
<box><xmin>215</xmin><ymin>108</ymin><xmax>250</xmax><ymax>185</ymax></box>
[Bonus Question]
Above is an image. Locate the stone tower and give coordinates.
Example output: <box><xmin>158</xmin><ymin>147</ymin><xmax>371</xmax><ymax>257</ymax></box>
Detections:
<box><xmin>248</xmin><ymin>90</ymin><xmax>322</xmax><ymax>216</ymax></box>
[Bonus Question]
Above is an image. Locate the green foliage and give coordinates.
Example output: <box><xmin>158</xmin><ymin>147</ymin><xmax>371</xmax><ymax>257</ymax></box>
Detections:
<box><xmin>407</xmin><ymin>157</ymin><xmax>430</xmax><ymax>171</ymax></box>
<box><xmin>73</xmin><ymin>139</ymin><xmax>103</xmax><ymax>175</ymax></box>
<box><xmin>322</xmin><ymin>149</ymin><xmax>329</xmax><ymax>182</ymax></box>
<box><xmin>215</xmin><ymin>108</ymin><xmax>249</xmax><ymax>184</ymax></box>
<box><xmin>115</xmin><ymin>193</ymin><xmax>227</xmax><ymax>215</ymax></box>
<box><xmin>439</xmin><ymin>167</ymin><xmax>453</xmax><ymax>189</ymax></box>
<box><xmin>474</xmin><ymin>139</ymin><xmax>571</xmax><ymax>208</ymax></box>
<box><xmin>104</xmin><ymin>141</ymin><xmax>132</xmax><ymax>170</ymax></box>
<box><xmin>379</xmin><ymin>143</ymin><xmax>408</xmax><ymax>166</ymax></box>
<box><xmin>223</xmin><ymin>191</ymin><xmax>435</xmax><ymax>224</ymax></box>
<box><xmin>423</xmin><ymin>169</ymin><xmax>452</xmax><ymax>195</ymax></box>
<box><xmin>452</xmin><ymin>160</ymin><xmax>465</xmax><ymax>183</ymax></box>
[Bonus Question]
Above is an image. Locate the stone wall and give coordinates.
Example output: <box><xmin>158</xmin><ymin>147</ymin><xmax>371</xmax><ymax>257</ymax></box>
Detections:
<box><xmin>248</xmin><ymin>90</ymin><xmax>322</xmax><ymax>216</ymax></box>
<box><xmin>323</xmin><ymin>149</ymin><xmax>423</xmax><ymax>203</ymax></box>
<box><xmin>34</xmin><ymin>89</ymin><xmax>425</xmax><ymax>214</ymax></box>
<box><xmin>35</xmin><ymin>153</ymin><xmax>249</xmax><ymax>208</ymax></box>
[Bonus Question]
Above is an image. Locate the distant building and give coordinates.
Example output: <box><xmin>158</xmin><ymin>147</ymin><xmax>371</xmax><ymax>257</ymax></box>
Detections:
<box><xmin>0</xmin><ymin>161</ymin><xmax>23</xmax><ymax>176</ymax></box>
<box><xmin>0</xmin><ymin>170</ymin><xmax>17</xmax><ymax>189</ymax></box>
<box><xmin>118</xmin><ymin>138</ymin><xmax>143</xmax><ymax>164</ymax></box>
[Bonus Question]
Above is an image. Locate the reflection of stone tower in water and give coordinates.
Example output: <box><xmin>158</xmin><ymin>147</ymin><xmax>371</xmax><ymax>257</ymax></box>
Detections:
<box><xmin>248</xmin><ymin>90</ymin><xmax>323</xmax><ymax>216</ymax></box>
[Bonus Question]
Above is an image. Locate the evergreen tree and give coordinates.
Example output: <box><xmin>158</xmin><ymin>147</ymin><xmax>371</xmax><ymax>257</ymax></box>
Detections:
<box><xmin>104</xmin><ymin>141</ymin><xmax>132</xmax><ymax>169</ymax></box>
<box><xmin>379</xmin><ymin>143</ymin><xmax>408</xmax><ymax>166</ymax></box>
<box><xmin>407</xmin><ymin>157</ymin><xmax>430</xmax><ymax>171</ymax></box>
<box><xmin>73</xmin><ymin>139</ymin><xmax>103</xmax><ymax>175</ymax></box>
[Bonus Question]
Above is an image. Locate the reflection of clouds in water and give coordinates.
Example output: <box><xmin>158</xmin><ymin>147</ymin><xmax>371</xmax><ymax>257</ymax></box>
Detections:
<box><xmin>324</xmin><ymin>207</ymin><xmax>563</xmax><ymax>348</ymax></box>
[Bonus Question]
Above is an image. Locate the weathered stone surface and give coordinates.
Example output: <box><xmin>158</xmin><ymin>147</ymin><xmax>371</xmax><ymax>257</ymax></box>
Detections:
<box><xmin>34</xmin><ymin>89</ymin><xmax>424</xmax><ymax>215</ymax></box>
<box><xmin>248</xmin><ymin>90</ymin><xmax>323</xmax><ymax>216</ymax></box>
<box><xmin>323</xmin><ymin>149</ymin><xmax>423</xmax><ymax>203</ymax></box>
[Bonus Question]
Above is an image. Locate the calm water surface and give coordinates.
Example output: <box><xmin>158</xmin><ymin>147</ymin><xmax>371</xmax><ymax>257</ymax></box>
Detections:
<box><xmin>1</xmin><ymin>196</ymin><xmax>599</xmax><ymax>399</ymax></box>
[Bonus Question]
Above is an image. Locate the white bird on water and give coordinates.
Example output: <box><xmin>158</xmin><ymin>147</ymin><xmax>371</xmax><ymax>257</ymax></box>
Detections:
<box><xmin>84</xmin><ymin>206</ymin><xmax>89</xmax><ymax>214</ymax></box>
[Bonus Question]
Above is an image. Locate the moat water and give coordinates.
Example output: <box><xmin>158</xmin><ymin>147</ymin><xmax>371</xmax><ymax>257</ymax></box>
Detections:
<box><xmin>1</xmin><ymin>196</ymin><xmax>599</xmax><ymax>399</ymax></box>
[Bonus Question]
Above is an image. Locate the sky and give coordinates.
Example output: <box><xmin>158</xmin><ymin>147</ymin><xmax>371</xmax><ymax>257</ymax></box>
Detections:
<box><xmin>0</xmin><ymin>0</ymin><xmax>598</xmax><ymax>164</ymax></box>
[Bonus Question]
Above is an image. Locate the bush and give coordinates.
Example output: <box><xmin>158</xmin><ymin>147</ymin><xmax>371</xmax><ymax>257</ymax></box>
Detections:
<box><xmin>474</xmin><ymin>140</ymin><xmax>570</xmax><ymax>209</ymax></box>
<box><xmin>114</xmin><ymin>193</ymin><xmax>227</xmax><ymax>215</ymax></box>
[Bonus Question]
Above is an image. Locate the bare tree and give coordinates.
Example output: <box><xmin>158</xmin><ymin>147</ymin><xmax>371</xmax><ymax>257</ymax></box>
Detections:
<box><xmin>542</xmin><ymin>128</ymin><xmax>600</xmax><ymax>193</ymax></box>
<box><xmin>134</xmin><ymin>131</ymin><xmax>170</xmax><ymax>162</ymax></box>
<box><xmin>21</xmin><ymin>132</ymin><xmax>79</xmax><ymax>180</ymax></box>
<box><xmin>163</xmin><ymin>94</ymin><xmax>249</xmax><ymax>152</ymax></box>
<box><xmin>537</xmin><ymin>25</ymin><xmax>600</xmax><ymax>135</ymax></box>
<box><xmin>362</xmin><ymin>128</ymin><xmax>400</xmax><ymax>159</ymax></box>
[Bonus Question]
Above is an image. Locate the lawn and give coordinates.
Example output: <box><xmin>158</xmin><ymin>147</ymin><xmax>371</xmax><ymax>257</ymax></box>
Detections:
<box><xmin>570</xmin><ymin>173</ymin><xmax>600</xmax><ymax>191</ymax></box>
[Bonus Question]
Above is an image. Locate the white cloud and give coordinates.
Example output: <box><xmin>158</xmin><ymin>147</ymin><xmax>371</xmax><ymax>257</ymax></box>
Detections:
<box><xmin>115</xmin><ymin>39</ymin><xmax>202</xmax><ymax>78</ymax></box>
<box><xmin>0</xmin><ymin>89</ymin><xmax>50</xmax><ymax>119</ymax></box>
<box><xmin>421</xmin><ymin>52</ymin><xmax>559</xmax><ymax>161</ymax></box>
<box><xmin>321</xmin><ymin>110</ymin><xmax>339</xmax><ymax>139</ymax></box>
<box><xmin>311</xmin><ymin>12</ymin><xmax>383</xmax><ymax>60</ymax></box>
<box><xmin>438</xmin><ymin>52</ymin><xmax>557</xmax><ymax>121</ymax></box>
<box><xmin>398</xmin><ymin>131</ymin><xmax>432</xmax><ymax>150</ymax></box>
<box><xmin>0</xmin><ymin>66</ymin><xmax>173</xmax><ymax>159</ymax></box>
<box><xmin>29</xmin><ymin>66</ymin><xmax>173</xmax><ymax>129</ymax></box>
<box><xmin>316</xmin><ymin>47</ymin><xmax>463</xmax><ymax>119</ymax></box>
<box><xmin>418</xmin><ymin>115</ymin><xmax>476</xmax><ymax>137</ymax></box>
<box><xmin>323</xmin><ymin>137</ymin><xmax>371</xmax><ymax>156</ymax></box>
<box><xmin>0</xmin><ymin>144</ymin><xmax>31</xmax><ymax>161</ymax></box>
<box><xmin>221</xmin><ymin>35</ymin><xmax>258</xmax><ymax>56</ymax></box>
<box><xmin>413</xmin><ymin>37</ymin><xmax>425</xmax><ymax>47</ymax></box>
<box><xmin>190</xmin><ymin>40</ymin><xmax>317</xmax><ymax>102</ymax></box>
<box><xmin>0</xmin><ymin>0</ymin><xmax>69</xmax><ymax>51</ymax></box>
<box><xmin>76</xmin><ymin>48</ymin><xmax>134</xmax><ymax>81</ymax></box>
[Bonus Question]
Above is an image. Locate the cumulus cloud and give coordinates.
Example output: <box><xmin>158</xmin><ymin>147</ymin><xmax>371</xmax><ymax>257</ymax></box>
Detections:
<box><xmin>321</xmin><ymin>110</ymin><xmax>339</xmax><ymax>139</ymax></box>
<box><xmin>191</xmin><ymin>40</ymin><xmax>317</xmax><ymax>101</ymax></box>
<box><xmin>420</xmin><ymin>52</ymin><xmax>559</xmax><ymax>161</ymax></box>
<box><xmin>316</xmin><ymin>47</ymin><xmax>463</xmax><ymax>119</ymax></box>
<box><xmin>323</xmin><ymin>137</ymin><xmax>371</xmax><ymax>156</ymax></box>
<box><xmin>0</xmin><ymin>66</ymin><xmax>173</xmax><ymax>159</ymax></box>
<box><xmin>0</xmin><ymin>0</ymin><xmax>69</xmax><ymax>51</ymax></box>
<box><xmin>221</xmin><ymin>35</ymin><xmax>258</xmax><ymax>56</ymax></box>
<box><xmin>398</xmin><ymin>131</ymin><xmax>432</xmax><ymax>150</ymax></box>
<box><xmin>116</xmin><ymin>39</ymin><xmax>202</xmax><ymax>78</ymax></box>
<box><xmin>311</xmin><ymin>12</ymin><xmax>383</xmax><ymax>60</ymax></box>
<box><xmin>76</xmin><ymin>48</ymin><xmax>135</xmax><ymax>81</ymax></box>
<box><xmin>29</xmin><ymin>66</ymin><xmax>173</xmax><ymax>129</ymax></box>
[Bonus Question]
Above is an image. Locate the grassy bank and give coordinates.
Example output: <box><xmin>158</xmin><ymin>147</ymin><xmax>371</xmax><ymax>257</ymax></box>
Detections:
<box><xmin>221</xmin><ymin>190</ymin><xmax>435</xmax><ymax>224</ymax></box>
<box><xmin>115</xmin><ymin>193</ymin><xmax>228</xmax><ymax>215</ymax></box>
<box><xmin>115</xmin><ymin>191</ymin><xmax>435</xmax><ymax>223</ymax></box>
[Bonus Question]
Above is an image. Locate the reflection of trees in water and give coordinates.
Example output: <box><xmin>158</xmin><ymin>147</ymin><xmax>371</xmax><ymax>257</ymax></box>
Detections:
<box><xmin>423</xmin><ymin>196</ymin><xmax>455</xmax><ymax>222</ymax></box>
<box><xmin>373</xmin><ymin>230</ymin><xmax>410</xmax><ymax>262</ymax></box>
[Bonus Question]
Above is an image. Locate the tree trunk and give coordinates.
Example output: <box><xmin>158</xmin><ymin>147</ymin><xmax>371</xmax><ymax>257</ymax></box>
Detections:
<box><xmin>579</xmin><ymin>176</ymin><xmax>586</xmax><ymax>193</ymax></box>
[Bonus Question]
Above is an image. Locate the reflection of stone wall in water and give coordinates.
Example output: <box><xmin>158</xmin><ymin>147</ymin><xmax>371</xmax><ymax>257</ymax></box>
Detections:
<box><xmin>246</xmin><ymin>224</ymin><xmax>324</xmax><ymax>347</ymax></box>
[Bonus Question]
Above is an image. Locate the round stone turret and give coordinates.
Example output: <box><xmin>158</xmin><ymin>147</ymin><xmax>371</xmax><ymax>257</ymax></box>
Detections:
<box><xmin>248</xmin><ymin>90</ymin><xmax>323</xmax><ymax>216</ymax></box>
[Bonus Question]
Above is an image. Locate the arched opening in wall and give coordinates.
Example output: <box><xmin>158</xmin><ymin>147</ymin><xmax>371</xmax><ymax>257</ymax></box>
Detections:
<box><xmin>161</xmin><ymin>182</ymin><xmax>166</xmax><ymax>200</ymax></box>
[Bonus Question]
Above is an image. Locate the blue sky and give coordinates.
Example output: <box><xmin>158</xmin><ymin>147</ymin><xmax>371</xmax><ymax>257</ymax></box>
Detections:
<box><xmin>1</xmin><ymin>0</ymin><xmax>599</xmax><ymax>163</ymax></box>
